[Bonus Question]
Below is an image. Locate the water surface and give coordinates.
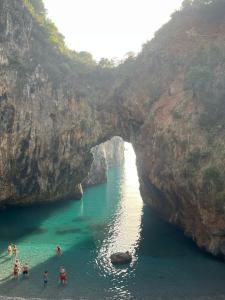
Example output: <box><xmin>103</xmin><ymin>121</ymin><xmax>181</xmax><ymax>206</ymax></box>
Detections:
<box><xmin>0</xmin><ymin>144</ymin><xmax>225</xmax><ymax>299</ymax></box>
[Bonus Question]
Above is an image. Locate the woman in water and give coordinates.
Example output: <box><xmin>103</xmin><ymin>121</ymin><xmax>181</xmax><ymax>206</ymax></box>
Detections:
<box><xmin>13</xmin><ymin>263</ymin><xmax>20</xmax><ymax>279</ymax></box>
<box><xmin>59</xmin><ymin>266</ymin><xmax>67</xmax><ymax>285</ymax></box>
<box><xmin>7</xmin><ymin>243</ymin><xmax>12</xmax><ymax>255</ymax></box>
<box><xmin>15</xmin><ymin>258</ymin><xmax>20</xmax><ymax>269</ymax></box>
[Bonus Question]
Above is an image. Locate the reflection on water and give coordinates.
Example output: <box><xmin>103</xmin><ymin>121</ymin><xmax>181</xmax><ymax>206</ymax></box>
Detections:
<box><xmin>96</xmin><ymin>143</ymin><xmax>143</xmax><ymax>299</ymax></box>
<box><xmin>0</xmin><ymin>143</ymin><xmax>225</xmax><ymax>299</ymax></box>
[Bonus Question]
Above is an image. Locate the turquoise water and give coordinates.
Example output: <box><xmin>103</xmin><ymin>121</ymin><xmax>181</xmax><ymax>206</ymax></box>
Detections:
<box><xmin>0</xmin><ymin>145</ymin><xmax>225</xmax><ymax>299</ymax></box>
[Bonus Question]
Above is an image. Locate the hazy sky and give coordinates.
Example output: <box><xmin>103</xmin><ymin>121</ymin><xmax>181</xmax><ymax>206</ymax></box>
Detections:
<box><xmin>43</xmin><ymin>0</ymin><xmax>183</xmax><ymax>61</ymax></box>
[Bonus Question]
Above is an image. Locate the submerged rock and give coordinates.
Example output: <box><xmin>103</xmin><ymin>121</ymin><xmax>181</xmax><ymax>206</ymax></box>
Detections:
<box><xmin>110</xmin><ymin>252</ymin><xmax>132</xmax><ymax>265</ymax></box>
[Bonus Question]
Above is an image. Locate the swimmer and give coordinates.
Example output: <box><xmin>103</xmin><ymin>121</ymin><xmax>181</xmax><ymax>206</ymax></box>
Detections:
<box><xmin>22</xmin><ymin>262</ymin><xmax>29</xmax><ymax>278</ymax></box>
<box><xmin>59</xmin><ymin>266</ymin><xmax>67</xmax><ymax>285</ymax></box>
<box><xmin>56</xmin><ymin>245</ymin><xmax>62</xmax><ymax>256</ymax></box>
<box><xmin>7</xmin><ymin>243</ymin><xmax>12</xmax><ymax>255</ymax></box>
<box><xmin>43</xmin><ymin>270</ymin><xmax>48</xmax><ymax>287</ymax></box>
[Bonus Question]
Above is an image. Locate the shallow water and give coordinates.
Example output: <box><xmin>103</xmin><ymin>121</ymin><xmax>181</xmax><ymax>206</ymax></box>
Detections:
<box><xmin>0</xmin><ymin>144</ymin><xmax>225</xmax><ymax>300</ymax></box>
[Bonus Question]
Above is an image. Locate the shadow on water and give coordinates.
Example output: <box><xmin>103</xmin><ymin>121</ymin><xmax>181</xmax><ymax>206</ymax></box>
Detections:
<box><xmin>1</xmin><ymin>161</ymin><xmax>225</xmax><ymax>300</ymax></box>
<box><xmin>0</xmin><ymin>205</ymin><xmax>225</xmax><ymax>300</ymax></box>
<box><xmin>0</xmin><ymin>200</ymin><xmax>78</xmax><ymax>256</ymax></box>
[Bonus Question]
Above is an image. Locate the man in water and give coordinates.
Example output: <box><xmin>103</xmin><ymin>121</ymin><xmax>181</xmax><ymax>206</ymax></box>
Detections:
<box><xmin>22</xmin><ymin>263</ymin><xmax>29</xmax><ymax>278</ymax></box>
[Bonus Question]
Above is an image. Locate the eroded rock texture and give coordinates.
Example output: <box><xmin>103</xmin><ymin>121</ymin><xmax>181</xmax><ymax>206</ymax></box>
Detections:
<box><xmin>1</xmin><ymin>0</ymin><xmax>225</xmax><ymax>257</ymax></box>
<box><xmin>84</xmin><ymin>137</ymin><xmax>124</xmax><ymax>187</ymax></box>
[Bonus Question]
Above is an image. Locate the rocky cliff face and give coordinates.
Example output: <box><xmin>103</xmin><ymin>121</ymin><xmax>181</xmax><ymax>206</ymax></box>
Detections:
<box><xmin>84</xmin><ymin>137</ymin><xmax>124</xmax><ymax>187</ymax></box>
<box><xmin>1</xmin><ymin>0</ymin><xmax>225</xmax><ymax>258</ymax></box>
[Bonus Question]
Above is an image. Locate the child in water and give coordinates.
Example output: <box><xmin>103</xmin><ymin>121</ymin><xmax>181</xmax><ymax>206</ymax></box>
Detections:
<box><xmin>43</xmin><ymin>271</ymin><xmax>48</xmax><ymax>287</ymax></box>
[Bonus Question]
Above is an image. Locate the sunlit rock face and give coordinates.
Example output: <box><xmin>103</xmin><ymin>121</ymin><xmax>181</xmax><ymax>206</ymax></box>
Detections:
<box><xmin>1</xmin><ymin>0</ymin><xmax>225</xmax><ymax>258</ymax></box>
<box><xmin>84</xmin><ymin>137</ymin><xmax>124</xmax><ymax>187</ymax></box>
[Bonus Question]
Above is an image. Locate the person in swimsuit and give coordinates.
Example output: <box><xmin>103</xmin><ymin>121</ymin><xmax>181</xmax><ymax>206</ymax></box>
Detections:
<box><xmin>23</xmin><ymin>263</ymin><xmax>29</xmax><ymax>278</ymax></box>
<box><xmin>12</xmin><ymin>244</ymin><xmax>17</xmax><ymax>256</ymax></box>
<box><xmin>43</xmin><ymin>271</ymin><xmax>48</xmax><ymax>287</ymax></box>
<box><xmin>59</xmin><ymin>266</ymin><xmax>67</xmax><ymax>284</ymax></box>
<box><xmin>13</xmin><ymin>264</ymin><xmax>19</xmax><ymax>279</ymax></box>
<box><xmin>8</xmin><ymin>243</ymin><xmax>12</xmax><ymax>255</ymax></box>
<box><xmin>56</xmin><ymin>245</ymin><xmax>62</xmax><ymax>256</ymax></box>
<box><xmin>15</xmin><ymin>258</ymin><xmax>20</xmax><ymax>269</ymax></box>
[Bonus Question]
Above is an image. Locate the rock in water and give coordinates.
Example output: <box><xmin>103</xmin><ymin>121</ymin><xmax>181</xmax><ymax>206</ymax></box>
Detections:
<box><xmin>110</xmin><ymin>252</ymin><xmax>132</xmax><ymax>265</ymax></box>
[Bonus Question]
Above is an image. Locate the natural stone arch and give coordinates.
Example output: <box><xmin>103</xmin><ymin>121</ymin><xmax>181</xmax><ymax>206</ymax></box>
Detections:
<box><xmin>1</xmin><ymin>0</ymin><xmax>225</xmax><ymax>259</ymax></box>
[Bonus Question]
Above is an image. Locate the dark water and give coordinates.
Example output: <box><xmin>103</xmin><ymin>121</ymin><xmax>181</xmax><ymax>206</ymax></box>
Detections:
<box><xmin>0</xmin><ymin>144</ymin><xmax>225</xmax><ymax>300</ymax></box>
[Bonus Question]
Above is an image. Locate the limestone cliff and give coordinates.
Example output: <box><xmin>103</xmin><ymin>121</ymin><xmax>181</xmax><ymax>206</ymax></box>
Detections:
<box><xmin>84</xmin><ymin>137</ymin><xmax>124</xmax><ymax>187</ymax></box>
<box><xmin>1</xmin><ymin>0</ymin><xmax>225</xmax><ymax>258</ymax></box>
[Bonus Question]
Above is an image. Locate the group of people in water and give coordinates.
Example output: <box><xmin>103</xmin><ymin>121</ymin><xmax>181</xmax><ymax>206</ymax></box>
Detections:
<box><xmin>7</xmin><ymin>243</ymin><xmax>67</xmax><ymax>286</ymax></box>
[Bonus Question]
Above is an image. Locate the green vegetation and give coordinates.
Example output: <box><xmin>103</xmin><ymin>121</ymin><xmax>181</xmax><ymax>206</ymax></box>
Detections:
<box><xmin>183</xmin><ymin>65</ymin><xmax>213</xmax><ymax>98</ymax></box>
<box><xmin>23</xmin><ymin>0</ymin><xmax>96</xmax><ymax>69</ymax></box>
<box><xmin>182</xmin><ymin>42</ymin><xmax>225</xmax><ymax>132</ymax></box>
<box><xmin>186</xmin><ymin>148</ymin><xmax>209</xmax><ymax>164</ymax></box>
<box><xmin>98</xmin><ymin>58</ymin><xmax>116</xmax><ymax>69</ymax></box>
<box><xmin>181</xmin><ymin>0</ymin><xmax>225</xmax><ymax>22</ymax></box>
<box><xmin>29</xmin><ymin>0</ymin><xmax>46</xmax><ymax>15</ymax></box>
<box><xmin>203</xmin><ymin>166</ymin><xmax>224</xmax><ymax>191</ymax></box>
<box><xmin>171</xmin><ymin>110</ymin><xmax>182</xmax><ymax>120</ymax></box>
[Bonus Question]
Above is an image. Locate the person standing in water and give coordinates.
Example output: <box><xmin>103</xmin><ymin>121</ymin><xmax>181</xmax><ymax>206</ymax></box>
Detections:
<box><xmin>56</xmin><ymin>245</ymin><xmax>62</xmax><ymax>256</ymax></box>
<box><xmin>13</xmin><ymin>263</ymin><xmax>20</xmax><ymax>279</ymax></box>
<box><xmin>59</xmin><ymin>266</ymin><xmax>67</xmax><ymax>285</ymax></box>
<box><xmin>43</xmin><ymin>271</ymin><xmax>48</xmax><ymax>287</ymax></box>
<box><xmin>22</xmin><ymin>263</ymin><xmax>29</xmax><ymax>278</ymax></box>
<box><xmin>15</xmin><ymin>258</ymin><xmax>20</xmax><ymax>269</ymax></box>
<box><xmin>7</xmin><ymin>243</ymin><xmax>12</xmax><ymax>255</ymax></box>
<box><xmin>12</xmin><ymin>244</ymin><xmax>17</xmax><ymax>256</ymax></box>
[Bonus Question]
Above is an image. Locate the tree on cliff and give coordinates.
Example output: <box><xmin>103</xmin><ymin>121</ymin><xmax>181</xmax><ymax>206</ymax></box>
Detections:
<box><xmin>29</xmin><ymin>0</ymin><xmax>46</xmax><ymax>15</ymax></box>
<box><xmin>98</xmin><ymin>58</ymin><xmax>116</xmax><ymax>68</ymax></box>
<box><xmin>181</xmin><ymin>0</ymin><xmax>225</xmax><ymax>20</ymax></box>
<box><xmin>183</xmin><ymin>65</ymin><xmax>213</xmax><ymax>98</ymax></box>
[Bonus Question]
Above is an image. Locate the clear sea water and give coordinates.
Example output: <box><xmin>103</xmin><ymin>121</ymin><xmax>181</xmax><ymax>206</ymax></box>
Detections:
<box><xmin>0</xmin><ymin>144</ymin><xmax>225</xmax><ymax>300</ymax></box>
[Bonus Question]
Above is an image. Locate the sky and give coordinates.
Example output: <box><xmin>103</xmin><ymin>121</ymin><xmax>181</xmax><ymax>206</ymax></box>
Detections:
<box><xmin>43</xmin><ymin>0</ymin><xmax>183</xmax><ymax>61</ymax></box>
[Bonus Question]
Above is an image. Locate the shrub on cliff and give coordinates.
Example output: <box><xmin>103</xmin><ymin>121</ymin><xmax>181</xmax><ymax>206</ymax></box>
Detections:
<box><xmin>203</xmin><ymin>166</ymin><xmax>224</xmax><ymax>192</ymax></box>
<box><xmin>181</xmin><ymin>0</ymin><xmax>225</xmax><ymax>21</ymax></box>
<box><xmin>183</xmin><ymin>65</ymin><xmax>213</xmax><ymax>98</ymax></box>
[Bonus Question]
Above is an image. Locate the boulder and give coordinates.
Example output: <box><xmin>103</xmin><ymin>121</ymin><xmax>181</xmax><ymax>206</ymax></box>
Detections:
<box><xmin>110</xmin><ymin>251</ymin><xmax>132</xmax><ymax>265</ymax></box>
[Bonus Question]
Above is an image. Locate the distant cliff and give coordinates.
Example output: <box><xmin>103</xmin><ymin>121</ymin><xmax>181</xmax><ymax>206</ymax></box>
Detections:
<box><xmin>84</xmin><ymin>137</ymin><xmax>124</xmax><ymax>187</ymax></box>
<box><xmin>1</xmin><ymin>0</ymin><xmax>225</xmax><ymax>258</ymax></box>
